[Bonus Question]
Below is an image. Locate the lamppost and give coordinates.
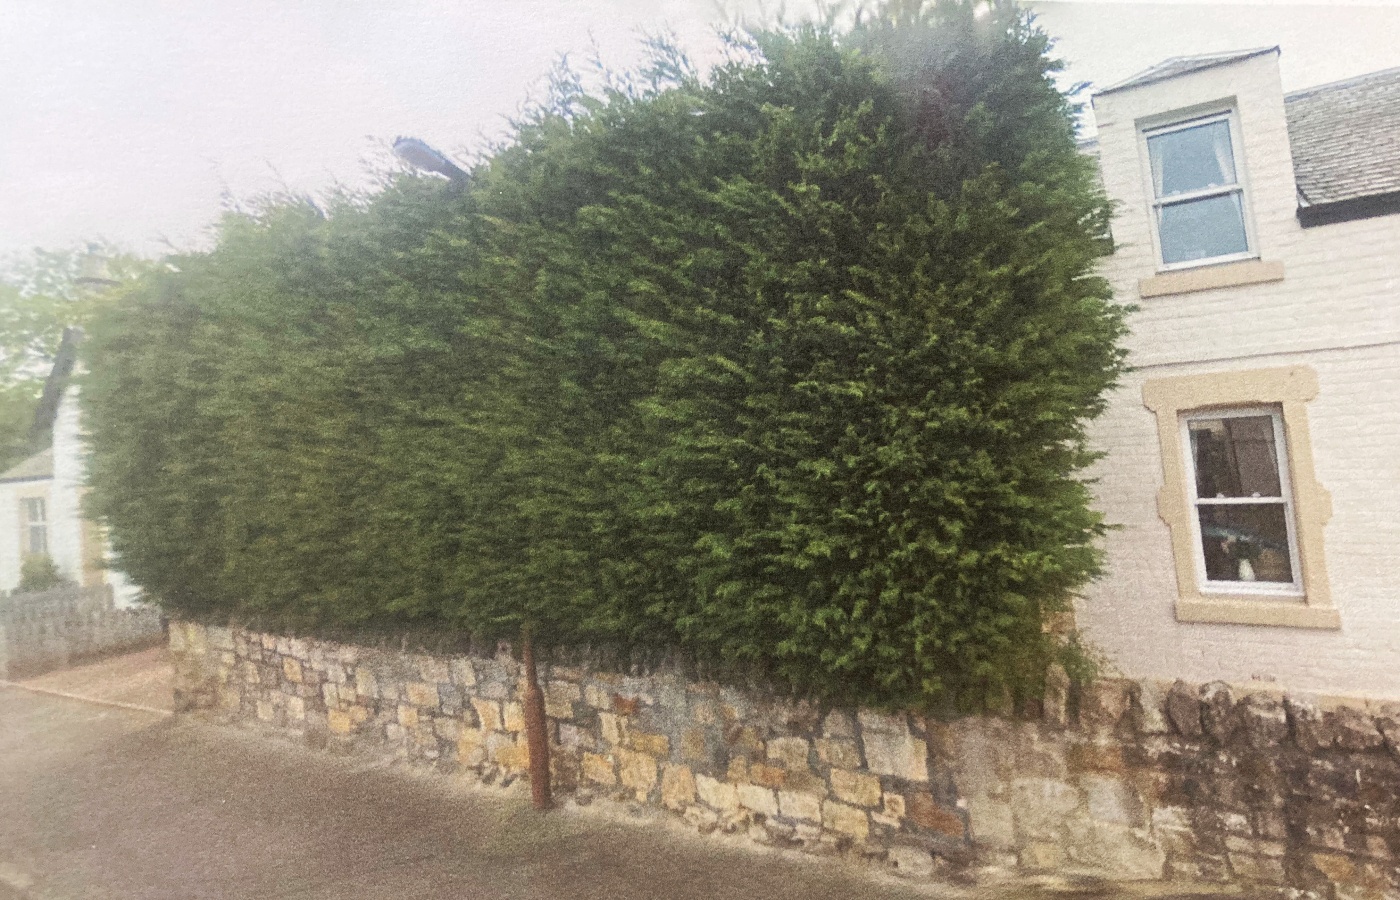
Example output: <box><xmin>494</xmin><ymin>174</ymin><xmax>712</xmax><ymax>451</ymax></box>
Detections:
<box><xmin>392</xmin><ymin>135</ymin><xmax>552</xmax><ymax>811</ymax></box>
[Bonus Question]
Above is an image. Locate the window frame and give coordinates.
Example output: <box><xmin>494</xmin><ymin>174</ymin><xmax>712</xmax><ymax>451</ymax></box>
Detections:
<box><xmin>21</xmin><ymin>495</ymin><xmax>47</xmax><ymax>557</ymax></box>
<box><xmin>1140</xmin><ymin>108</ymin><xmax>1258</xmax><ymax>272</ymax></box>
<box><xmin>1179</xmin><ymin>407</ymin><xmax>1304</xmax><ymax>597</ymax></box>
<box><xmin>1142</xmin><ymin>366</ymin><xmax>1337</xmax><ymax>629</ymax></box>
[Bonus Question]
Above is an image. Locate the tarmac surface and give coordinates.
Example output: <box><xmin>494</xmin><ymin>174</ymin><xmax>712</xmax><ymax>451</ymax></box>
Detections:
<box><xmin>0</xmin><ymin>652</ymin><xmax>1257</xmax><ymax>900</ymax></box>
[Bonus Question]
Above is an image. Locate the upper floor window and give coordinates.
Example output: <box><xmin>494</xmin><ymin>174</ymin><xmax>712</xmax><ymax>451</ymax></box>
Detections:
<box><xmin>1145</xmin><ymin>113</ymin><xmax>1253</xmax><ymax>268</ymax></box>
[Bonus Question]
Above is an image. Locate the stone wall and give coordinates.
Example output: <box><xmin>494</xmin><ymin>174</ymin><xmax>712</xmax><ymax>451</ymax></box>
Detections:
<box><xmin>0</xmin><ymin>584</ymin><xmax>164</xmax><ymax>679</ymax></box>
<box><xmin>172</xmin><ymin>621</ymin><xmax>1400</xmax><ymax>898</ymax></box>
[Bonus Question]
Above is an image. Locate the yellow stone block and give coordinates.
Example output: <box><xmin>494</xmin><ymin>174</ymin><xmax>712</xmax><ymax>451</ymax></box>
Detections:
<box><xmin>661</xmin><ymin>764</ymin><xmax>696</xmax><ymax>810</ymax></box>
<box><xmin>822</xmin><ymin>800</ymin><xmax>869</xmax><ymax>841</ymax></box>
<box><xmin>617</xmin><ymin>749</ymin><xmax>658</xmax><ymax>796</ymax></box>
<box><xmin>779</xmin><ymin>790</ymin><xmax>823</xmax><ymax>823</ymax></box>
<box><xmin>815</xmin><ymin>738</ymin><xmax>862</xmax><ymax>769</ymax></box>
<box><xmin>628</xmin><ymin>731</ymin><xmax>670</xmax><ymax>757</ymax></box>
<box><xmin>472</xmin><ymin>699</ymin><xmax>502</xmax><ymax>733</ymax></box>
<box><xmin>495</xmin><ymin>740</ymin><xmax>530</xmax><ymax>772</ymax></box>
<box><xmin>458</xmin><ymin>729</ymin><xmax>485</xmax><ymax>766</ymax></box>
<box><xmin>1022</xmin><ymin>841</ymin><xmax>1064</xmax><ymax>871</ymax></box>
<box><xmin>694</xmin><ymin>775</ymin><xmax>740</xmax><ymax>813</ymax></box>
<box><xmin>398</xmin><ymin>705</ymin><xmax>419</xmax><ymax>728</ymax></box>
<box><xmin>544</xmin><ymin>694</ymin><xmax>575</xmax><ymax>719</ymax></box>
<box><xmin>405</xmin><ymin>682</ymin><xmax>440</xmax><ymax>708</ymax></box>
<box><xmin>282</xmin><ymin>658</ymin><xmax>303</xmax><ymax>684</ymax></box>
<box><xmin>767</xmin><ymin>736</ymin><xmax>810</xmax><ymax>770</ymax></box>
<box><xmin>599</xmin><ymin>712</ymin><xmax>627</xmax><ymax>747</ymax></box>
<box><xmin>583</xmin><ymin>752</ymin><xmax>617</xmax><ymax>786</ymax></box>
<box><xmin>747</xmin><ymin>763</ymin><xmax>787</xmax><ymax>789</ymax></box>
<box><xmin>1311</xmin><ymin>852</ymin><xmax>1355</xmax><ymax>884</ymax></box>
<box><xmin>328</xmin><ymin>709</ymin><xmax>354</xmax><ymax>735</ymax></box>
<box><xmin>680</xmin><ymin>727</ymin><xmax>708</xmax><ymax>762</ymax></box>
<box><xmin>829</xmin><ymin>769</ymin><xmax>882</xmax><ymax>808</ymax></box>
<box><xmin>737</xmin><ymin>783</ymin><xmax>779</xmax><ymax>817</ymax></box>
<box><xmin>503</xmin><ymin>701</ymin><xmax>525</xmax><ymax>733</ymax></box>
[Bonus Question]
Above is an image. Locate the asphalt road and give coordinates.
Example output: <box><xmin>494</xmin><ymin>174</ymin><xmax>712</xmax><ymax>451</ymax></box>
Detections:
<box><xmin>0</xmin><ymin>685</ymin><xmax>969</xmax><ymax>900</ymax></box>
<box><xmin>0</xmin><ymin>678</ymin><xmax>1261</xmax><ymax>900</ymax></box>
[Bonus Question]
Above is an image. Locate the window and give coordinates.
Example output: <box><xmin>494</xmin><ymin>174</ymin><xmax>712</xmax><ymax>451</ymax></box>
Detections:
<box><xmin>1142</xmin><ymin>366</ymin><xmax>1337</xmax><ymax>629</ymax></box>
<box><xmin>1144</xmin><ymin>113</ymin><xmax>1252</xmax><ymax>268</ymax></box>
<box><xmin>22</xmin><ymin>497</ymin><xmax>47</xmax><ymax>555</ymax></box>
<box><xmin>1182</xmin><ymin>410</ymin><xmax>1300</xmax><ymax>593</ymax></box>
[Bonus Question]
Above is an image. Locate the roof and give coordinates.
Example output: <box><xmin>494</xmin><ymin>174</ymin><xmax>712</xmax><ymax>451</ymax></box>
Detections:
<box><xmin>1089</xmin><ymin>50</ymin><xmax>1400</xmax><ymax>220</ymax></box>
<box><xmin>1097</xmin><ymin>48</ymin><xmax>1279</xmax><ymax>96</ymax></box>
<box><xmin>28</xmin><ymin>327</ymin><xmax>81</xmax><ymax>446</ymax></box>
<box><xmin>1286</xmin><ymin>67</ymin><xmax>1400</xmax><ymax>206</ymax></box>
<box><xmin>0</xmin><ymin>448</ymin><xmax>53</xmax><ymax>483</ymax></box>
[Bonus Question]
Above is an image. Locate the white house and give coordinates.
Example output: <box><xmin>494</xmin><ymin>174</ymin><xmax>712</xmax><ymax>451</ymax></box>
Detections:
<box><xmin>1079</xmin><ymin>48</ymin><xmax>1400</xmax><ymax>697</ymax></box>
<box><xmin>0</xmin><ymin>335</ymin><xmax>139</xmax><ymax>606</ymax></box>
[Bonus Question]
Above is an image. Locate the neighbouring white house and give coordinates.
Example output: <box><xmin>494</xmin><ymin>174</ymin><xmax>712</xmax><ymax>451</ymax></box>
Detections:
<box><xmin>0</xmin><ymin>331</ymin><xmax>140</xmax><ymax>606</ymax></box>
<box><xmin>1079</xmin><ymin>47</ymin><xmax>1400</xmax><ymax>697</ymax></box>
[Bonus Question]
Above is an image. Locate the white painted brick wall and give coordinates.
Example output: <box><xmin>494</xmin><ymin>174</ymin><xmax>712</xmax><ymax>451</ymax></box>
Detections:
<box><xmin>1081</xmin><ymin>52</ymin><xmax>1400</xmax><ymax>697</ymax></box>
<box><xmin>0</xmin><ymin>387</ymin><xmax>140</xmax><ymax>607</ymax></box>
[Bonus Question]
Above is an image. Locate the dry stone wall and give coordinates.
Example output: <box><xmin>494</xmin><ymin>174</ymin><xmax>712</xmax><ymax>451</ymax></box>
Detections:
<box><xmin>171</xmin><ymin>621</ymin><xmax>1400</xmax><ymax>898</ymax></box>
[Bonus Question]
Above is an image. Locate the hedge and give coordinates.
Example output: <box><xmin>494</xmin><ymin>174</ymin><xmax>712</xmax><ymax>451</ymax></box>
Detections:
<box><xmin>83</xmin><ymin>2</ymin><xmax>1126</xmax><ymax>711</ymax></box>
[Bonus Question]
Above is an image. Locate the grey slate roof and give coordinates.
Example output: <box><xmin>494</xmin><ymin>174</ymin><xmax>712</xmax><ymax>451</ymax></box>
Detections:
<box><xmin>0</xmin><ymin>448</ymin><xmax>53</xmax><ymax>483</ymax></box>
<box><xmin>1097</xmin><ymin>48</ymin><xmax>1278</xmax><ymax>96</ymax></box>
<box><xmin>1286</xmin><ymin>67</ymin><xmax>1400</xmax><ymax>205</ymax></box>
<box><xmin>1090</xmin><ymin>50</ymin><xmax>1400</xmax><ymax>210</ymax></box>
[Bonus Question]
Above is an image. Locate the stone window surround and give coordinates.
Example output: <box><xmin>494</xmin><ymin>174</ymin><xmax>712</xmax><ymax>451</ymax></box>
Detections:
<box><xmin>1138</xmin><ymin>257</ymin><xmax>1284</xmax><ymax>299</ymax></box>
<box><xmin>1142</xmin><ymin>365</ymin><xmax>1339</xmax><ymax>629</ymax></box>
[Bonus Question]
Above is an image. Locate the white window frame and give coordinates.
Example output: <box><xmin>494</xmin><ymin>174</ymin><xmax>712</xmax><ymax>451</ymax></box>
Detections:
<box><xmin>1142</xmin><ymin>110</ymin><xmax>1257</xmax><ymax>272</ymax></box>
<box><xmin>1179</xmin><ymin>407</ymin><xmax>1303</xmax><ymax>598</ymax></box>
<box><xmin>22</xmin><ymin>496</ymin><xmax>47</xmax><ymax>556</ymax></box>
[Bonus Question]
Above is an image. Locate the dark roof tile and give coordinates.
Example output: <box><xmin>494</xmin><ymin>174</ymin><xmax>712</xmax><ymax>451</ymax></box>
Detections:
<box><xmin>1285</xmin><ymin>67</ymin><xmax>1400</xmax><ymax>205</ymax></box>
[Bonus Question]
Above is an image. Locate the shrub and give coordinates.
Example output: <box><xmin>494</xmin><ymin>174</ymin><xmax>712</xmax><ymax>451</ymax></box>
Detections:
<box><xmin>83</xmin><ymin>1</ymin><xmax>1125</xmax><ymax>711</ymax></box>
<box><xmin>17</xmin><ymin>554</ymin><xmax>65</xmax><ymax>593</ymax></box>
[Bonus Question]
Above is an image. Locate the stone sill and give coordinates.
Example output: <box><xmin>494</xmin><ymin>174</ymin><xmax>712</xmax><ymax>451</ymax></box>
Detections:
<box><xmin>1175</xmin><ymin>597</ymin><xmax>1340</xmax><ymax>629</ymax></box>
<box><xmin>1139</xmin><ymin>259</ymin><xmax>1285</xmax><ymax>299</ymax></box>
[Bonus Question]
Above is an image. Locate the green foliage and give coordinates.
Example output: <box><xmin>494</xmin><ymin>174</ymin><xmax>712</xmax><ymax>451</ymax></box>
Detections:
<box><xmin>83</xmin><ymin>1</ymin><xmax>1126</xmax><ymax>711</ymax></box>
<box><xmin>0</xmin><ymin>245</ymin><xmax>152</xmax><ymax>471</ymax></box>
<box><xmin>17</xmin><ymin>554</ymin><xmax>65</xmax><ymax>594</ymax></box>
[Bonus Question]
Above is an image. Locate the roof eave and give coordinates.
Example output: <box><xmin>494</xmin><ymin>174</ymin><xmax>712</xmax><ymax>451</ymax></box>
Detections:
<box><xmin>1297</xmin><ymin>190</ymin><xmax>1400</xmax><ymax>228</ymax></box>
<box><xmin>1093</xmin><ymin>47</ymin><xmax>1280</xmax><ymax>104</ymax></box>
<box><xmin>0</xmin><ymin>473</ymin><xmax>54</xmax><ymax>486</ymax></box>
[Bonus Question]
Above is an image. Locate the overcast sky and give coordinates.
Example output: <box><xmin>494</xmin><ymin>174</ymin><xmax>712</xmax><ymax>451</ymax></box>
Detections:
<box><xmin>2</xmin><ymin>1</ymin><xmax>1398</xmax><ymax>260</ymax></box>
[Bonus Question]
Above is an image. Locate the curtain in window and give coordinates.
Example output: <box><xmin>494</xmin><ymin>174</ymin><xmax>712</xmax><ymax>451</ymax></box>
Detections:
<box><xmin>1149</xmin><ymin>120</ymin><xmax>1236</xmax><ymax>198</ymax></box>
<box><xmin>1210</xmin><ymin>123</ymin><xmax>1236</xmax><ymax>189</ymax></box>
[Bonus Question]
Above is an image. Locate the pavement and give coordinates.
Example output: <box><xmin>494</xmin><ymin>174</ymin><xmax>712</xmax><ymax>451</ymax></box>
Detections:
<box><xmin>12</xmin><ymin>646</ymin><xmax>172</xmax><ymax>712</ymax></box>
<box><xmin>0</xmin><ymin>650</ymin><xmax>1257</xmax><ymax>900</ymax></box>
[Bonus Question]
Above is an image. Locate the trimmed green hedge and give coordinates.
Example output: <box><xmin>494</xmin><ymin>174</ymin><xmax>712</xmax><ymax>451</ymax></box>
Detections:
<box><xmin>83</xmin><ymin>3</ymin><xmax>1125</xmax><ymax>711</ymax></box>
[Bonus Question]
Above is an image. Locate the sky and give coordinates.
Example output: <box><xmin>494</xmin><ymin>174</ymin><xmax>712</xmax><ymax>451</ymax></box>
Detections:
<box><xmin>2</xmin><ymin>1</ymin><xmax>1399</xmax><ymax>261</ymax></box>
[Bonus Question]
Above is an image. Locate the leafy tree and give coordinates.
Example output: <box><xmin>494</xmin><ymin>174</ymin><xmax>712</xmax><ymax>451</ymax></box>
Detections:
<box><xmin>84</xmin><ymin>1</ymin><xmax>1125</xmax><ymax>711</ymax></box>
<box><xmin>0</xmin><ymin>245</ymin><xmax>150</xmax><ymax>470</ymax></box>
